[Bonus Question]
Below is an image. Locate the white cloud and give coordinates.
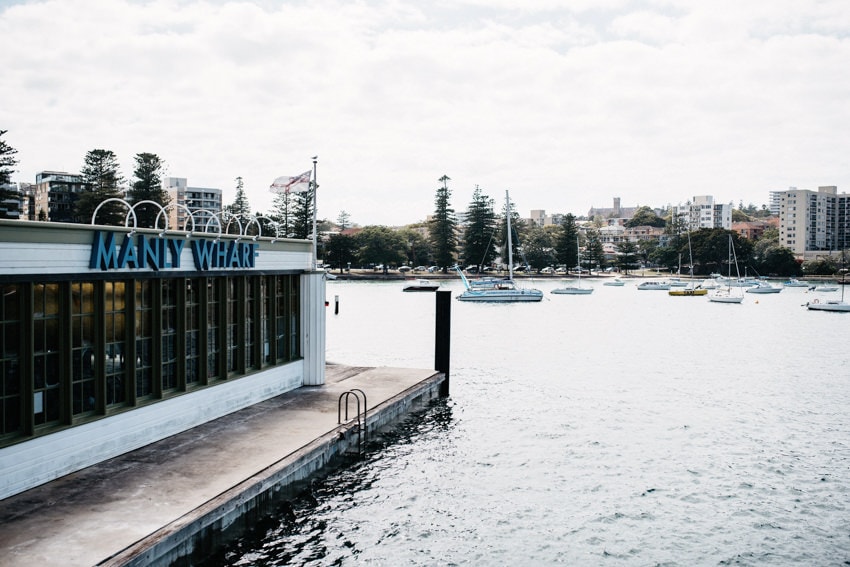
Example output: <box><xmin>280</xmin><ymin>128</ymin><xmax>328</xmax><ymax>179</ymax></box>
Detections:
<box><xmin>2</xmin><ymin>0</ymin><xmax>849</xmax><ymax>225</ymax></box>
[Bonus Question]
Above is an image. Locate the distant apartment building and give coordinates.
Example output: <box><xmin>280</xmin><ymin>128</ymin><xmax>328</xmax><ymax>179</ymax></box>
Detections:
<box><xmin>0</xmin><ymin>182</ymin><xmax>34</xmax><ymax>220</ymax></box>
<box><xmin>778</xmin><ymin>185</ymin><xmax>850</xmax><ymax>256</ymax></box>
<box><xmin>32</xmin><ymin>171</ymin><xmax>91</xmax><ymax>223</ymax></box>
<box><xmin>163</xmin><ymin>177</ymin><xmax>222</xmax><ymax>231</ymax></box>
<box><xmin>676</xmin><ymin>195</ymin><xmax>731</xmax><ymax>231</ymax></box>
<box><xmin>768</xmin><ymin>191</ymin><xmax>783</xmax><ymax>216</ymax></box>
<box><xmin>527</xmin><ymin>210</ymin><xmax>565</xmax><ymax>227</ymax></box>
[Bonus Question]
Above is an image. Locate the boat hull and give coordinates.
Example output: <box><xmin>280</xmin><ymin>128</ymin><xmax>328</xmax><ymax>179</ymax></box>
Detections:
<box><xmin>709</xmin><ymin>294</ymin><xmax>743</xmax><ymax>303</ymax></box>
<box><xmin>457</xmin><ymin>289</ymin><xmax>544</xmax><ymax>302</ymax></box>
<box><xmin>551</xmin><ymin>287</ymin><xmax>593</xmax><ymax>295</ymax></box>
<box><xmin>807</xmin><ymin>300</ymin><xmax>850</xmax><ymax>312</ymax></box>
<box><xmin>668</xmin><ymin>288</ymin><xmax>708</xmax><ymax>296</ymax></box>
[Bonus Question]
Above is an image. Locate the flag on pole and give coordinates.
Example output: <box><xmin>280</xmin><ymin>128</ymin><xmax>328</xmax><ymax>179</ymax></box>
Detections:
<box><xmin>270</xmin><ymin>170</ymin><xmax>312</xmax><ymax>194</ymax></box>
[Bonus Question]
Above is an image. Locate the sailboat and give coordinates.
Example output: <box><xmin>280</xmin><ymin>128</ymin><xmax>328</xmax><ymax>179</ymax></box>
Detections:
<box><xmin>668</xmin><ymin>231</ymin><xmax>707</xmax><ymax>296</ymax></box>
<box><xmin>551</xmin><ymin>236</ymin><xmax>593</xmax><ymax>295</ymax></box>
<box><xmin>456</xmin><ymin>191</ymin><xmax>543</xmax><ymax>302</ymax></box>
<box><xmin>709</xmin><ymin>235</ymin><xmax>744</xmax><ymax>304</ymax></box>
<box><xmin>807</xmin><ymin>252</ymin><xmax>850</xmax><ymax>312</ymax></box>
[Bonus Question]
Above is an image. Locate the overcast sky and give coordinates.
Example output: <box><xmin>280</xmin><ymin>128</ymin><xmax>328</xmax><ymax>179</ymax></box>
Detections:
<box><xmin>2</xmin><ymin>0</ymin><xmax>849</xmax><ymax>226</ymax></box>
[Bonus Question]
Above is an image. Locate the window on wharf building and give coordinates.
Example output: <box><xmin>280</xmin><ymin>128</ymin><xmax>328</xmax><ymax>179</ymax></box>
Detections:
<box><xmin>105</xmin><ymin>281</ymin><xmax>127</xmax><ymax>407</ymax></box>
<box><xmin>71</xmin><ymin>282</ymin><xmax>96</xmax><ymax>416</ymax></box>
<box><xmin>33</xmin><ymin>283</ymin><xmax>61</xmax><ymax>427</ymax></box>
<box><xmin>275</xmin><ymin>276</ymin><xmax>287</xmax><ymax>361</ymax></box>
<box><xmin>245</xmin><ymin>277</ymin><xmax>256</xmax><ymax>369</ymax></box>
<box><xmin>261</xmin><ymin>276</ymin><xmax>272</xmax><ymax>366</ymax></box>
<box><xmin>1</xmin><ymin>284</ymin><xmax>22</xmax><ymax>438</ymax></box>
<box><xmin>135</xmin><ymin>280</ymin><xmax>153</xmax><ymax>399</ymax></box>
<box><xmin>206</xmin><ymin>278</ymin><xmax>220</xmax><ymax>381</ymax></box>
<box><xmin>226</xmin><ymin>277</ymin><xmax>239</xmax><ymax>375</ymax></box>
<box><xmin>161</xmin><ymin>279</ymin><xmax>178</xmax><ymax>392</ymax></box>
<box><xmin>185</xmin><ymin>278</ymin><xmax>201</xmax><ymax>386</ymax></box>
<box><xmin>289</xmin><ymin>276</ymin><xmax>300</xmax><ymax>360</ymax></box>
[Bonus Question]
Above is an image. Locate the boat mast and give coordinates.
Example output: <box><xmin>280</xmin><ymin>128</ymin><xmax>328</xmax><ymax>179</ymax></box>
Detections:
<box><xmin>506</xmin><ymin>190</ymin><xmax>514</xmax><ymax>280</ymax></box>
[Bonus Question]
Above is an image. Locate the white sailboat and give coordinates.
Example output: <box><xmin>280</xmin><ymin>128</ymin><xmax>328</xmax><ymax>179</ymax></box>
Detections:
<box><xmin>709</xmin><ymin>235</ymin><xmax>744</xmax><ymax>304</ymax></box>
<box><xmin>457</xmin><ymin>191</ymin><xmax>543</xmax><ymax>303</ymax></box>
<box><xmin>551</xmin><ymin>236</ymin><xmax>593</xmax><ymax>295</ymax></box>
<box><xmin>807</xmin><ymin>253</ymin><xmax>850</xmax><ymax>312</ymax></box>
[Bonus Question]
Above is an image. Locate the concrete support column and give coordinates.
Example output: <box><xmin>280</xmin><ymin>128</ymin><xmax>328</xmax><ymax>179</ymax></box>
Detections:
<box><xmin>300</xmin><ymin>271</ymin><xmax>326</xmax><ymax>386</ymax></box>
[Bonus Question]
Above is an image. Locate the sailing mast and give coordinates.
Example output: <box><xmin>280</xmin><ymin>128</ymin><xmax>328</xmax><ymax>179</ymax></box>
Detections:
<box><xmin>506</xmin><ymin>190</ymin><xmax>514</xmax><ymax>280</ymax></box>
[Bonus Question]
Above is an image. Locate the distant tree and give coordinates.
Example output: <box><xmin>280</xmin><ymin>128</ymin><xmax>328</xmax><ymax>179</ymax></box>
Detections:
<box><xmin>523</xmin><ymin>225</ymin><xmax>557</xmax><ymax>270</ymax></box>
<box><xmin>584</xmin><ymin>228</ymin><xmax>605</xmax><ymax>271</ymax></box>
<box><xmin>325</xmin><ymin>233</ymin><xmax>357</xmax><ymax>273</ymax></box>
<box><xmin>636</xmin><ymin>238</ymin><xmax>657</xmax><ymax>268</ymax></box>
<box><xmin>398</xmin><ymin>228</ymin><xmax>431</xmax><ymax>267</ymax></box>
<box><xmin>555</xmin><ymin>213</ymin><xmax>579</xmax><ymax>268</ymax></box>
<box><xmin>0</xmin><ymin>130</ymin><xmax>20</xmax><ymax>219</ymax></box>
<box><xmin>615</xmin><ymin>240</ymin><xmax>640</xmax><ymax>274</ymax></box>
<box><xmin>428</xmin><ymin>175</ymin><xmax>458</xmax><ymax>271</ymax></box>
<box><xmin>625</xmin><ymin>206</ymin><xmax>665</xmax><ymax>228</ymax></box>
<box><xmin>76</xmin><ymin>149</ymin><xmax>125</xmax><ymax>226</ymax></box>
<box><xmin>354</xmin><ymin>225</ymin><xmax>407</xmax><ymax>270</ymax></box>
<box><xmin>462</xmin><ymin>185</ymin><xmax>498</xmax><ymax>268</ymax></box>
<box><xmin>291</xmin><ymin>183</ymin><xmax>315</xmax><ymax>240</ymax></box>
<box><xmin>227</xmin><ymin>176</ymin><xmax>251</xmax><ymax>216</ymax></box>
<box><xmin>127</xmin><ymin>152</ymin><xmax>169</xmax><ymax>228</ymax></box>
<box><xmin>269</xmin><ymin>191</ymin><xmax>294</xmax><ymax>237</ymax></box>
<box><xmin>731</xmin><ymin>209</ymin><xmax>750</xmax><ymax>222</ymax></box>
<box><xmin>749</xmin><ymin>227</ymin><xmax>799</xmax><ymax>276</ymax></box>
<box><xmin>336</xmin><ymin>210</ymin><xmax>351</xmax><ymax>231</ymax></box>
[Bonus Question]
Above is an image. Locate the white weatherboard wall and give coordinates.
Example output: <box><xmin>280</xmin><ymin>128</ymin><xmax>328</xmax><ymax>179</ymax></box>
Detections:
<box><xmin>301</xmin><ymin>272</ymin><xmax>327</xmax><ymax>386</ymax></box>
<box><xmin>0</xmin><ymin>361</ymin><xmax>304</xmax><ymax>500</ymax></box>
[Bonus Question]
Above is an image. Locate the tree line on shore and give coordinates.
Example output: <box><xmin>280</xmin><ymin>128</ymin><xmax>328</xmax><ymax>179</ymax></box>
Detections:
<box><xmin>1</xmin><ymin>131</ymin><xmax>841</xmax><ymax>277</ymax></box>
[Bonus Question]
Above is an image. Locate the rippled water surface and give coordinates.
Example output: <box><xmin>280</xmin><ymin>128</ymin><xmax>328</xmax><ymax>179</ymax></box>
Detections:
<box><xmin>220</xmin><ymin>279</ymin><xmax>850</xmax><ymax>566</ymax></box>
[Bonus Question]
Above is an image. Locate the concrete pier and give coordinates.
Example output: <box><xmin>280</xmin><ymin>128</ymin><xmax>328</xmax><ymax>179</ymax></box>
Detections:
<box><xmin>0</xmin><ymin>364</ymin><xmax>444</xmax><ymax>566</ymax></box>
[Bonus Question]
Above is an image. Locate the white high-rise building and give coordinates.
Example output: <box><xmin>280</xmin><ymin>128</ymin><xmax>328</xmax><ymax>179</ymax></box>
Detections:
<box><xmin>163</xmin><ymin>177</ymin><xmax>222</xmax><ymax>232</ymax></box>
<box><xmin>675</xmin><ymin>195</ymin><xmax>731</xmax><ymax>231</ymax></box>
<box><xmin>778</xmin><ymin>185</ymin><xmax>850</xmax><ymax>256</ymax></box>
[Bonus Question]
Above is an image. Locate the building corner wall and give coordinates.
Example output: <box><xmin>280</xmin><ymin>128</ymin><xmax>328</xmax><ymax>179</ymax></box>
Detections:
<box><xmin>301</xmin><ymin>272</ymin><xmax>326</xmax><ymax>386</ymax></box>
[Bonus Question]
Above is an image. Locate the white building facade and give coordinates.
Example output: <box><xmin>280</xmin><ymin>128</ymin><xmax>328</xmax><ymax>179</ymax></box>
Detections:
<box><xmin>676</xmin><ymin>195</ymin><xmax>731</xmax><ymax>231</ymax></box>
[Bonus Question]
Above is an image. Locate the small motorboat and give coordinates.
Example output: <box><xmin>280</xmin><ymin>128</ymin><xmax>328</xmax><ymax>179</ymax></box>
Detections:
<box><xmin>403</xmin><ymin>279</ymin><xmax>440</xmax><ymax>292</ymax></box>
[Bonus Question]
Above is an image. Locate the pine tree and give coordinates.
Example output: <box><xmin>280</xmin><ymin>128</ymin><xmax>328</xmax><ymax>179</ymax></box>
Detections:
<box><xmin>76</xmin><ymin>149</ymin><xmax>125</xmax><ymax>226</ymax></box>
<box><xmin>555</xmin><ymin>213</ymin><xmax>579</xmax><ymax>268</ymax></box>
<box><xmin>291</xmin><ymin>183</ymin><xmax>315</xmax><ymax>240</ymax></box>
<box><xmin>462</xmin><ymin>185</ymin><xmax>497</xmax><ymax>269</ymax></box>
<box><xmin>336</xmin><ymin>210</ymin><xmax>351</xmax><ymax>231</ymax></box>
<box><xmin>224</xmin><ymin>176</ymin><xmax>252</xmax><ymax>234</ymax></box>
<box><xmin>269</xmin><ymin>191</ymin><xmax>294</xmax><ymax>237</ymax></box>
<box><xmin>428</xmin><ymin>175</ymin><xmax>458</xmax><ymax>272</ymax></box>
<box><xmin>0</xmin><ymin>130</ymin><xmax>21</xmax><ymax>219</ymax></box>
<box><xmin>127</xmin><ymin>152</ymin><xmax>169</xmax><ymax>228</ymax></box>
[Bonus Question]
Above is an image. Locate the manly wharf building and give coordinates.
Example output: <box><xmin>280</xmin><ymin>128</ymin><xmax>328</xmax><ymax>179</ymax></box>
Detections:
<box><xmin>0</xmin><ymin>212</ymin><xmax>327</xmax><ymax>499</ymax></box>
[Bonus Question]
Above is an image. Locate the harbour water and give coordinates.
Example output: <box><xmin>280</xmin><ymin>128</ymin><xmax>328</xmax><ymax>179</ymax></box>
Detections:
<box><xmin>217</xmin><ymin>279</ymin><xmax>850</xmax><ymax>565</ymax></box>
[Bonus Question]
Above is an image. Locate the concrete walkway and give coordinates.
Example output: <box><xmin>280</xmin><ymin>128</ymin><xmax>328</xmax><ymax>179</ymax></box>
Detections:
<box><xmin>0</xmin><ymin>365</ymin><xmax>443</xmax><ymax>567</ymax></box>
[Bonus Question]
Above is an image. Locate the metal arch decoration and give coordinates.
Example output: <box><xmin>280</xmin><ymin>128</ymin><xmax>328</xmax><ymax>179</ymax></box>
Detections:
<box><xmin>220</xmin><ymin>210</ymin><xmax>245</xmax><ymax>239</ymax></box>
<box><xmin>243</xmin><ymin>215</ymin><xmax>263</xmax><ymax>241</ymax></box>
<box><xmin>162</xmin><ymin>202</ymin><xmax>197</xmax><ymax>237</ymax></box>
<box><xmin>91</xmin><ymin>198</ymin><xmax>137</xmax><ymax>230</ymax></box>
<box><xmin>130</xmin><ymin>200</ymin><xmax>170</xmax><ymax>233</ymax></box>
<box><xmin>266</xmin><ymin>220</ymin><xmax>282</xmax><ymax>243</ymax></box>
<box><xmin>203</xmin><ymin>211</ymin><xmax>225</xmax><ymax>240</ymax></box>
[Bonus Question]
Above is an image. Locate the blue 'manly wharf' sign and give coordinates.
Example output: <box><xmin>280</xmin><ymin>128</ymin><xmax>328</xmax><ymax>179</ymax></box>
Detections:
<box><xmin>90</xmin><ymin>231</ymin><xmax>260</xmax><ymax>271</ymax></box>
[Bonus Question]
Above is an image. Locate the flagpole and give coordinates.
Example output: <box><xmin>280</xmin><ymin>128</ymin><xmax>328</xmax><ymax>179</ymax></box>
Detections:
<box><xmin>311</xmin><ymin>155</ymin><xmax>318</xmax><ymax>270</ymax></box>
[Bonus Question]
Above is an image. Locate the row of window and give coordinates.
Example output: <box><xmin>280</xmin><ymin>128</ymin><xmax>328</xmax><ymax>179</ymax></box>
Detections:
<box><xmin>0</xmin><ymin>274</ymin><xmax>300</xmax><ymax>447</ymax></box>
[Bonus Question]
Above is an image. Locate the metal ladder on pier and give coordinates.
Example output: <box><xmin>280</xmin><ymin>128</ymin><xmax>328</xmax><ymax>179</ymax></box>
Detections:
<box><xmin>337</xmin><ymin>388</ymin><xmax>368</xmax><ymax>455</ymax></box>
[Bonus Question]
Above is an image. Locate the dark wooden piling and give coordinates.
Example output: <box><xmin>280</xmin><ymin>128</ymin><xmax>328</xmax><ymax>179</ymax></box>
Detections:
<box><xmin>435</xmin><ymin>290</ymin><xmax>451</xmax><ymax>396</ymax></box>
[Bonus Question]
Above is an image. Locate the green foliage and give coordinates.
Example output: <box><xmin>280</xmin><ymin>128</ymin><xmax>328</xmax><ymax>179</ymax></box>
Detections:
<box><xmin>522</xmin><ymin>225</ymin><xmax>556</xmax><ymax>269</ymax></box>
<box><xmin>615</xmin><ymin>240</ymin><xmax>640</xmax><ymax>273</ymax></box>
<box><xmin>269</xmin><ymin>191</ymin><xmax>294</xmax><ymax>237</ymax></box>
<box><xmin>462</xmin><ymin>185</ymin><xmax>497</xmax><ymax>268</ymax></box>
<box><xmin>354</xmin><ymin>225</ymin><xmax>407</xmax><ymax>268</ymax></box>
<box><xmin>555</xmin><ymin>214</ymin><xmax>579</xmax><ymax>268</ymax></box>
<box><xmin>291</xmin><ymin>185</ymin><xmax>315</xmax><ymax>240</ymax></box>
<box><xmin>226</xmin><ymin>176</ymin><xmax>251</xmax><ymax>217</ymax></box>
<box><xmin>325</xmin><ymin>233</ymin><xmax>357</xmax><ymax>272</ymax></box>
<box><xmin>0</xmin><ymin>130</ymin><xmax>20</xmax><ymax>218</ymax></box>
<box><xmin>428</xmin><ymin>175</ymin><xmax>458</xmax><ymax>271</ymax></box>
<box><xmin>127</xmin><ymin>152</ymin><xmax>169</xmax><ymax>228</ymax></box>
<box><xmin>625</xmin><ymin>206</ymin><xmax>665</xmax><ymax>228</ymax></box>
<box><xmin>76</xmin><ymin>149</ymin><xmax>125</xmax><ymax>226</ymax></box>
<box><xmin>397</xmin><ymin>228</ymin><xmax>431</xmax><ymax>267</ymax></box>
<box><xmin>583</xmin><ymin>228</ymin><xmax>605</xmax><ymax>271</ymax></box>
<box><xmin>336</xmin><ymin>210</ymin><xmax>351</xmax><ymax>230</ymax></box>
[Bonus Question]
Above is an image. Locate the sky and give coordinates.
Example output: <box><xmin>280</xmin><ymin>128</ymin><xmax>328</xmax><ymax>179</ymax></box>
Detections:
<box><xmin>2</xmin><ymin>0</ymin><xmax>849</xmax><ymax>226</ymax></box>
